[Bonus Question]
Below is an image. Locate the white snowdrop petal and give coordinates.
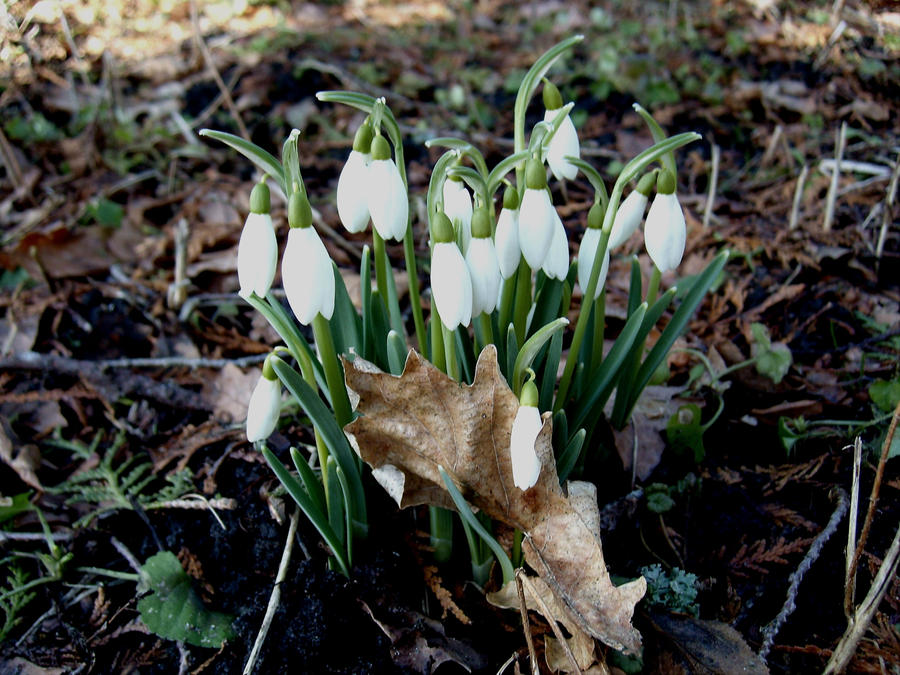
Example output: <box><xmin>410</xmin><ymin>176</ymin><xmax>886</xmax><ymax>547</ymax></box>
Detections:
<box><xmin>246</xmin><ymin>375</ymin><xmax>281</xmax><ymax>443</ymax></box>
<box><xmin>466</xmin><ymin>238</ymin><xmax>501</xmax><ymax>316</ymax></box>
<box><xmin>494</xmin><ymin>207</ymin><xmax>520</xmax><ymax>279</ymax></box>
<box><xmin>282</xmin><ymin>227</ymin><xmax>334</xmax><ymax>325</ymax></box>
<box><xmin>541</xmin><ymin>213</ymin><xmax>569</xmax><ymax>281</ymax></box>
<box><xmin>510</xmin><ymin>405</ymin><xmax>542</xmax><ymax>490</ymax></box>
<box><xmin>431</xmin><ymin>242</ymin><xmax>473</xmax><ymax>330</ymax></box>
<box><xmin>544</xmin><ymin>110</ymin><xmax>580</xmax><ymax>181</ymax></box>
<box><xmin>337</xmin><ymin>150</ymin><xmax>371</xmax><ymax>233</ymax></box>
<box><xmin>368</xmin><ymin>159</ymin><xmax>409</xmax><ymax>241</ymax></box>
<box><xmin>238</xmin><ymin>212</ymin><xmax>277</xmax><ymax>300</ymax></box>
<box><xmin>577</xmin><ymin>228</ymin><xmax>610</xmax><ymax>299</ymax></box>
<box><xmin>518</xmin><ymin>188</ymin><xmax>556</xmax><ymax>270</ymax></box>
<box><xmin>609</xmin><ymin>190</ymin><xmax>648</xmax><ymax>250</ymax></box>
<box><xmin>443</xmin><ymin>180</ymin><xmax>473</xmax><ymax>252</ymax></box>
<box><xmin>644</xmin><ymin>192</ymin><xmax>686</xmax><ymax>273</ymax></box>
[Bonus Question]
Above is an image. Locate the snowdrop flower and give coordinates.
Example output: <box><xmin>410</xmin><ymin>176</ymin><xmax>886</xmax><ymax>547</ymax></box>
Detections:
<box><xmin>430</xmin><ymin>211</ymin><xmax>472</xmax><ymax>330</ymax></box>
<box><xmin>238</xmin><ymin>181</ymin><xmax>277</xmax><ymax>300</ymax></box>
<box><xmin>282</xmin><ymin>190</ymin><xmax>335</xmax><ymax>324</ymax></box>
<box><xmin>494</xmin><ymin>185</ymin><xmax>520</xmax><ymax>279</ymax></box>
<box><xmin>542</xmin><ymin>80</ymin><xmax>580</xmax><ymax>182</ymax></box>
<box><xmin>577</xmin><ymin>202</ymin><xmax>610</xmax><ymax>299</ymax></box>
<box><xmin>510</xmin><ymin>376</ymin><xmax>542</xmax><ymax>490</ymax></box>
<box><xmin>443</xmin><ymin>175</ymin><xmax>473</xmax><ymax>253</ymax></box>
<box><xmin>367</xmin><ymin>133</ymin><xmax>408</xmax><ymax>241</ymax></box>
<box><xmin>608</xmin><ymin>171</ymin><xmax>655</xmax><ymax>250</ymax></box>
<box><xmin>465</xmin><ymin>208</ymin><xmax>501</xmax><ymax>316</ymax></box>
<box><xmin>644</xmin><ymin>169</ymin><xmax>686</xmax><ymax>273</ymax></box>
<box><xmin>337</xmin><ymin>120</ymin><xmax>373</xmax><ymax>234</ymax></box>
<box><xmin>518</xmin><ymin>158</ymin><xmax>556</xmax><ymax>270</ymax></box>
<box><xmin>246</xmin><ymin>356</ymin><xmax>281</xmax><ymax>443</ymax></box>
<box><xmin>541</xmin><ymin>210</ymin><xmax>569</xmax><ymax>281</ymax></box>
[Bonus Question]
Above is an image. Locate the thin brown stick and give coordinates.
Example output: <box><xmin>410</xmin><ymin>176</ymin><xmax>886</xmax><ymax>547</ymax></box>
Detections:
<box><xmin>519</xmin><ymin>572</ymin><xmax>584</xmax><ymax>675</ymax></box>
<box><xmin>875</xmin><ymin>152</ymin><xmax>899</xmax><ymax>261</ymax></box>
<box><xmin>843</xmin><ymin>400</ymin><xmax>900</xmax><ymax>616</ymax></box>
<box><xmin>514</xmin><ymin>569</ymin><xmax>540</xmax><ymax>675</ymax></box>
<box><xmin>190</xmin><ymin>0</ymin><xmax>250</xmax><ymax>141</ymax></box>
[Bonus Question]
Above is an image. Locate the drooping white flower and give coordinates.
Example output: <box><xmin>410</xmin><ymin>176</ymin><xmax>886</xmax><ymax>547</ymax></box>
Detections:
<box><xmin>510</xmin><ymin>379</ymin><xmax>542</xmax><ymax>491</ymax></box>
<box><xmin>337</xmin><ymin>153</ymin><xmax>370</xmax><ymax>233</ymax></box>
<box><xmin>443</xmin><ymin>176</ymin><xmax>473</xmax><ymax>253</ymax></box>
<box><xmin>494</xmin><ymin>186</ymin><xmax>520</xmax><ymax>279</ymax></box>
<box><xmin>543</xmin><ymin>109</ymin><xmax>580</xmax><ymax>182</ymax></box>
<box><xmin>577</xmin><ymin>228</ymin><xmax>611</xmax><ymax>299</ymax></box>
<box><xmin>541</xmin><ymin>211</ymin><xmax>569</xmax><ymax>281</ymax></box>
<box><xmin>282</xmin><ymin>193</ymin><xmax>335</xmax><ymax>324</ymax></box>
<box><xmin>238</xmin><ymin>181</ymin><xmax>277</xmax><ymax>300</ymax></box>
<box><xmin>466</xmin><ymin>210</ymin><xmax>501</xmax><ymax>316</ymax></box>
<box><xmin>644</xmin><ymin>170</ymin><xmax>686</xmax><ymax>273</ymax></box>
<box><xmin>608</xmin><ymin>171</ymin><xmax>655</xmax><ymax>250</ymax></box>
<box><xmin>246</xmin><ymin>368</ymin><xmax>281</xmax><ymax>443</ymax></box>
<box><xmin>367</xmin><ymin>134</ymin><xmax>408</xmax><ymax>241</ymax></box>
<box><xmin>430</xmin><ymin>212</ymin><xmax>472</xmax><ymax>330</ymax></box>
<box><xmin>518</xmin><ymin>158</ymin><xmax>556</xmax><ymax>270</ymax></box>
<box><xmin>542</xmin><ymin>80</ymin><xmax>580</xmax><ymax>182</ymax></box>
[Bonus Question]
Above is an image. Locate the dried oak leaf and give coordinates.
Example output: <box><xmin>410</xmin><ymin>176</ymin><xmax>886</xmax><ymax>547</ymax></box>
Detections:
<box><xmin>344</xmin><ymin>345</ymin><xmax>646</xmax><ymax>654</ymax></box>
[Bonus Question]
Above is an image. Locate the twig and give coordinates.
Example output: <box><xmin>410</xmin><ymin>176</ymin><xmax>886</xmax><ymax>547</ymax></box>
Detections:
<box><xmin>761</xmin><ymin>125</ymin><xmax>782</xmax><ymax>167</ymax></box>
<box><xmin>844</xmin><ymin>438</ymin><xmax>862</xmax><ymax>616</ymax></box>
<box><xmin>111</xmin><ymin>537</ymin><xmax>145</xmax><ymax>577</ymax></box>
<box><xmin>759</xmin><ymin>488</ymin><xmax>849</xmax><ymax>661</ymax></box>
<box><xmin>814</xmin><ymin>19</ymin><xmax>847</xmax><ymax>70</ymax></box>
<box><xmin>514</xmin><ymin>569</ymin><xmax>540</xmax><ymax>675</ymax></box>
<box><xmin>243</xmin><ymin>509</ymin><xmax>299</xmax><ymax>675</ymax></box>
<box><xmin>875</xmin><ymin>152</ymin><xmax>899</xmax><ymax>261</ymax></box>
<box><xmin>167</xmin><ymin>218</ymin><xmax>190</xmax><ymax>310</ymax></box>
<box><xmin>189</xmin><ymin>0</ymin><xmax>249</xmax><ymax>141</ymax></box>
<box><xmin>788</xmin><ymin>164</ymin><xmax>809</xmax><ymax>230</ymax></box>
<box><xmin>825</xmin><ymin>520</ymin><xmax>900</xmax><ymax>674</ymax></box>
<box><xmin>702</xmin><ymin>142</ymin><xmax>719</xmax><ymax>229</ymax></box>
<box><xmin>843</xmin><ymin>400</ymin><xmax>900</xmax><ymax>616</ymax></box>
<box><xmin>0</xmin><ymin>531</ymin><xmax>72</xmax><ymax>543</ymax></box>
<box><xmin>519</xmin><ymin>571</ymin><xmax>583</xmax><ymax>675</ymax></box>
<box><xmin>0</xmin><ymin>350</ymin><xmax>266</xmax><ymax>371</ymax></box>
<box><xmin>823</xmin><ymin>122</ymin><xmax>847</xmax><ymax>232</ymax></box>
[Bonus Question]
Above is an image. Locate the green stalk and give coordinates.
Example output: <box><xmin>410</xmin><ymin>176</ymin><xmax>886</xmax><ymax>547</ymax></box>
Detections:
<box><xmin>497</xmin><ymin>273</ymin><xmax>517</xmax><ymax>339</ymax></box>
<box><xmin>441</xmin><ymin>323</ymin><xmax>460</xmax><ymax>382</ymax></box>
<box><xmin>429</xmin><ymin>506</ymin><xmax>454</xmax><ymax>563</ymax></box>
<box><xmin>591</xmin><ymin>291</ymin><xmax>606</xmax><ymax>377</ymax></box>
<box><xmin>372</xmin><ymin>231</ymin><xmax>404</xmax><ymax>337</ymax></box>
<box><xmin>402</xmin><ymin>223</ymin><xmax>427</xmax><ymax>353</ymax></box>
<box><xmin>646</xmin><ymin>267</ymin><xmax>662</xmax><ymax>306</ymax></box>
<box><xmin>513</xmin><ymin>262</ymin><xmax>532</xmax><ymax>346</ymax></box>
<box><xmin>311</xmin><ymin>314</ymin><xmax>352</xmax><ymax>428</ymax></box>
<box><xmin>478</xmin><ymin>313</ymin><xmax>494</xmax><ymax>349</ymax></box>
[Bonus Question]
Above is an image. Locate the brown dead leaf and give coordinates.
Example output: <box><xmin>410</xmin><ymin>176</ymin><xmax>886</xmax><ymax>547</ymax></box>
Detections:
<box><xmin>0</xmin><ymin>419</ymin><xmax>43</xmax><ymax>490</ymax></box>
<box><xmin>647</xmin><ymin>610</ymin><xmax>769</xmax><ymax>675</ymax></box>
<box><xmin>344</xmin><ymin>346</ymin><xmax>646</xmax><ymax>654</ymax></box>
<box><xmin>201</xmin><ymin>363</ymin><xmax>259</xmax><ymax>424</ymax></box>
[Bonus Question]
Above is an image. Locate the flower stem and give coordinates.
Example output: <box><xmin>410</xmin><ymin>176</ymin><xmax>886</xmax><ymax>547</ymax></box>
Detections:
<box><xmin>312</xmin><ymin>314</ymin><xmax>352</xmax><ymax>428</ymax></box>
<box><xmin>372</xmin><ymin>230</ymin><xmax>404</xmax><ymax>337</ymax></box>
<box><xmin>441</xmin><ymin>324</ymin><xmax>460</xmax><ymax>382</ymax></box>
<box><xmin>497</xmin><ymin>273</ymin><xmax>517</xmax><ymax>339</ymax></box>
<box><xmin>402</xmin><ymin>223</ymin><xmax>427</xmax><ymax>353</ymax></box>
<box><xmin>513</xmin><ymin>263</ymin><xmax>532</xmax><ymax>346</ymax></box>
<box><xmin>590</xmin><ymin>290</ymin><xmax>606</xmax><ymax>377</ymax></box>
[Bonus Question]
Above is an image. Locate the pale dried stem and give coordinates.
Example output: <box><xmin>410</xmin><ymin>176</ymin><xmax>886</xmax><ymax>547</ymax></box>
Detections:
<box><xmin>844</xmin><ymin>438</ymin><xmax>862</xmax><ymax>616</ymax></box>
<box><xmin>823</xmin><ymin>122</ymin><xmax>847</xmax><ymax>232</ymax></box>
<box><xmin>190</xmin><ymin>0</ymin><xmax>250</xmax><ymax>141</ymax></box>
<box><xmin>519</xmin><ymin>571</ymin><xmax>584</xmax><ymax>675</ymax></box>
<box><xmin>515</xmin><ymin>569</ymin><xmax>540</xmax><ymax>675</ymax></box>
<box><xmin>243</xmin><ymin>509</ymin><xmax>300</xmax><ymax>675</ymax></box>
<box><xmin>875</xmin><ymin>153</ymin><xmax>899</xmax><ymax>261</ymax></box>
<box><xmin>788</xmin><ymin>164</ymin><xmax>809</xmax><ymax>231</ymax></box>
<box><xmin>702</xmin><ymin>143</ymin><xmax>720</xmax><ymax>229</ymax></box>
<box><xmin>825</xmin><ymin>521</ymin><xmax>900</xmax><ymax>674</ymax></box>
<box><xmin>167</xmin><ymin>218</ymin><xmax>189</xmax><ymax>310</ymax></box>
<box><xmin>761</xmin><ymin>125</ymin><xmax>782</xmax><ymax>167</ymax></box>
<box><xmin>843</xmin><ymin>400</ymin><xmax>900</xmax><ymax>616</ymax></box>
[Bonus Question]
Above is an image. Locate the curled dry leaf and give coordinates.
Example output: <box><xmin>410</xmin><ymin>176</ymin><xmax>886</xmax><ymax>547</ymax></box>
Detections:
<box><xmin>344</xmin><ymin>345</ymin><xmax>646</xmax><ymax>654</ymax></box>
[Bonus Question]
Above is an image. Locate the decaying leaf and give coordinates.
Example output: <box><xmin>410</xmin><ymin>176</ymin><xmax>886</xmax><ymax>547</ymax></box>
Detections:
<box><xmin>344</xmin><ymin>345</ymin><xmax>646</xmax><ymax>654</ymax></box>
<box><xmin>647</xmin><ymin>610</ymin><xmax>769</xmax><ymax>675</ymax></box>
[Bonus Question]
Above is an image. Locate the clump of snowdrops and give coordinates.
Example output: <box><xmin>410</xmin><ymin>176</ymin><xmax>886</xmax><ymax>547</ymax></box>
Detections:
<box><xmin>201</xmin><ymin>36</ymin><xmax>727</xmax><ymax>578</ymax></box>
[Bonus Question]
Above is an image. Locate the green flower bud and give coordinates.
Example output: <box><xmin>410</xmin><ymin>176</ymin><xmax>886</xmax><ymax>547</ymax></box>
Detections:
<box><xmin>471</xmin><ymin>207</ymin><xmax>492</xmax><ymax>239</ymax></box>
<box><xmin>288</xmin><ymin>191</ymin><xmax>312</xmax><ymax>229</ymax></box>
<box><xmin>542</xmin><ymin>79</ymin><xmax>563</xmax><ymax>111</ymax></box>
<box><xmin>432</xmin><ymin>211</ymin><xmax>454</xmax><ymax>243</ymax></box>
<box><xmin>370</xmin><ymin>134</ymin><xmax>391</xmax><ymax>161</ymax></box>
<box><xmin>352</xmin><ymin>119</ymin><xmax>374</xmax><ymax>154</ymax></box>
<box><xmin>525</xmin><ymin>158</ymin><xmax>547</xmax><ymax>191</ymax></box>
<box><xmin>656</xmin><ymin>169</ymin><xmax>676</xmax><ymax>195</ymax></box>
<box><xmin>587</xmin><ymin>201</ymin><xmax>604</xmax><ymax>230</ymax></box>
<box><xmin>250</xmin><ymin>181</ymin><xmax>270</xmax><ymax>214</ymax></box>
<box><xmin>502</xmin><ymin>184</ymin><xmax>520</xmax><ymax>210</ymax></box>
<box><xmin>637</xmin><ymin>170</ymin><xmax>657</xmax><ymax>197</ymax></box>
